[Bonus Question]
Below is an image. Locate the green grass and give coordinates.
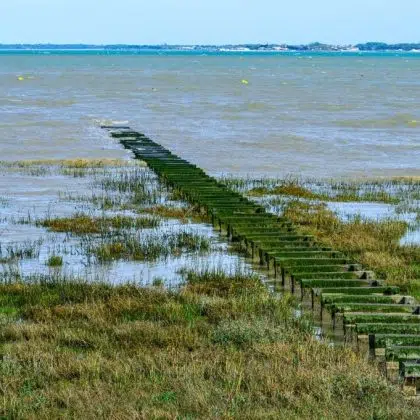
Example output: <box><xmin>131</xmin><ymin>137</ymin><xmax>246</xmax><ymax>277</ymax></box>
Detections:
<box><xmin>46</xmin><ymin>255</ymin><xmax>63</xmax><ymax>267</ymax></box>
<box><xmin>0</xmin><ymin>273</ymin><xmax>418</xmax><ymax>418</ymax></box>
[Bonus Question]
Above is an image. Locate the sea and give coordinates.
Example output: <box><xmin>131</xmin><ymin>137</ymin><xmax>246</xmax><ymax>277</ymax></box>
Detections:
<box><xmin>0</xmin><ymin>49</ymin><xmax>419</xmax><ymax>282</ymax></box>
<box><xmin>0</xmin><ymin>49</ymin><xmax>419</xmax><ymax>178</ymax></box>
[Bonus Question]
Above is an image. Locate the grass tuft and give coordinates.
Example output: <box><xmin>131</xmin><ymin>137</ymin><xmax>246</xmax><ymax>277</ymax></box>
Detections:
<box><xmin>39</xmin><ymin>214</ymin><xmax>160</xmax><ymax>234</ymax></box>
<box><xmin>46</xmin><ymin>255</ymin><xmax>63</xmax><ymax>267</ymax></box>
<box><xmin>93</xmin><ymin>232</ymin><xmax>210</xmax><ymax>262</ymax></box>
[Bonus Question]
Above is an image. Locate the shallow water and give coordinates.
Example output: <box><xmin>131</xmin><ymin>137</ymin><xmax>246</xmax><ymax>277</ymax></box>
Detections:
<box><xmin>1</xmin><ymin>52</ymin><xmax>419</xmax><ymax>178</ymax></box>
<box><xmin>326</xmin><ymin>201</ymin><xmax>419</xmax><ymax>245</ymax></box>
<box><xmin>0</xmin><ymin>163</ymin><xmax>254</xmax><ymax>285</ymax></box>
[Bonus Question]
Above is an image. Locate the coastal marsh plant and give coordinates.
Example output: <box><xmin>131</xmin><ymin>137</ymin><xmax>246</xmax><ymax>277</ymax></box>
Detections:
<box><xmin>0</xmin><ymin>271</ymin><xmax>417</xmax><ymax>418</ymax></box>
<box><xmin>46</xmin><ymin>255</ymin><xmax>63</xmax><ymax>267</ymax></box>
<box><xmin>281</xmin><ymin>200</ymin><xmax>420</xmax><ymax>297</ymax></box>
<box><xmin>223</xmin><ymin>175</ymin><xmax>419</xmax><ymax>297</ymax></box>
<box><xmin>221</xmin><ymin>175</ymin><xmax>419</xmax><ymax>205</ymax></box>
<box><xmin>0</xmin><ymin>239</ymin><xmax>43</xmax><ymax>260</ymax></box>
<box><xmin>92</xmin><ymin>231</ymin><xmax>211</xmax><ymax>262</ymax></box>
<box><xmin>39</xmin><ymin>214</ymin><xmax>160</xmax><ymax>235</ymax></box>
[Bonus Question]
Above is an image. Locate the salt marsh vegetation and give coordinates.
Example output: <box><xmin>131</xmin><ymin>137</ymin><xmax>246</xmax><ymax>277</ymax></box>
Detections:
<box><xmin>222</xmin><ymin>175</ymin><xmax>420</xmax><ymax>298</ymax></box>
<box><xmin>0</xmin><ymin>270</ymin><xmax>418</xmax><ymax>418</ymax></box>
<box><xmin>46</xmin><ymin>255</ymin><xmax>63</xmax><ymax>267</ymax></box>
<box><xmin>1</xmin><ymin>159</ymin><xmax>419</xmax><ymax>417</ymax></box>
<box><xmin>39</xmin><ymin>214</ymin><xmax>161</xmax><ymax>234</ymax></box>
<box><xmin>0</xmin><ymin>159</ymin><xmax>239</xmax><ymax>285</ymax></box>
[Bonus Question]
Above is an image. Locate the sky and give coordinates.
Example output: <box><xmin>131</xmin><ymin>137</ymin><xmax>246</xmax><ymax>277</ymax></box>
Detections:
<box><xmin>0</xmin><ymin>0</ymin><xmax>419</xmax><ymax>45</ymax></box>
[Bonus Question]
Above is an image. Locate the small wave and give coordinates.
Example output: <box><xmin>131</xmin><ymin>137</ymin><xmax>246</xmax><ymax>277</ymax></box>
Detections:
<box><xmin>247</xmin><ymin>102</ymin><xmax>270</xmax><ymax>111</ymax></box>
<box><xmin>318</xmin><ymin>103</ymin><xmax>356</xmax><ymax>111</ymax></box>
<box><xmin>336</xmin><ymin>113</ymin><xmax>420</xmax><ymax>128</ymax></box>
<box><xmin>0</xmin><ymin>120</ymin><xmax>66</xmax><ymax>128</ymax></box>
<box><xmin>0</xmin><ymin>98</ymin><xmax>76</xmax><ymax>107</ymax></box>
<box><xmin>94</xmin><ymin>119</ymin><xmax>129</xmax><ymax>126</ymax></box>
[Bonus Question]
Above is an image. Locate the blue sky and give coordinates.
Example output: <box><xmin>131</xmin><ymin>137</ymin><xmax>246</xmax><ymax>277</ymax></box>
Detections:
<box><xmin>1</xmin><ymin>0</ymin><xmax>419</xmax><ymax>45</ymax></box>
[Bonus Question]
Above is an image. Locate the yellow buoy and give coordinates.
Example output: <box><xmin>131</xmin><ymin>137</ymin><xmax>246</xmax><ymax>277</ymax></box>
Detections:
<box><xmin>241</xmin><ymin>79</ymin><xmax>249</xmax><ymax>85</ymax></box>
<box><xmin>17</xmin><ymin>76</ymin><xmax>24</xmax><ymax>81</ymax></box>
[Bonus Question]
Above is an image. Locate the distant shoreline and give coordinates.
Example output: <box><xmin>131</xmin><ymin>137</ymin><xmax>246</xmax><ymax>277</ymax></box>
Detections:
<box><xmin>1</xmin><ymin>42</ymin><xmax>420</xmax><ymax>53</ymax></box>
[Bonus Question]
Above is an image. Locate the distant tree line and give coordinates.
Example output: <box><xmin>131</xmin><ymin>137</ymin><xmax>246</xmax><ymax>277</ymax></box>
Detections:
<box><xmin>356</xmin><ymin>42</ymin><xmax>420</xmax><ymax>51</ymax></box>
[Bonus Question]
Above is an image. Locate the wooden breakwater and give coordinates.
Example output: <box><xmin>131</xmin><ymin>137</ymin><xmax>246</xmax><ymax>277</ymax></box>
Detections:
<box><xmin>103</xmin><ymin>126</ymin><xmax>420</xmax><ymax>396</ymax></box>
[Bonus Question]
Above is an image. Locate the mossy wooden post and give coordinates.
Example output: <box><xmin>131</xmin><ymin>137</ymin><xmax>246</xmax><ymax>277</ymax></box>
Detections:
<box><xmin>281</xmin><ymin>267</ymin><xmax>286</xmax><ymax>287</ymax></box>
<box><xmin>258</xmin><ymin>248</ymin><xmax>264</xmax><ymax>266</ymax></box>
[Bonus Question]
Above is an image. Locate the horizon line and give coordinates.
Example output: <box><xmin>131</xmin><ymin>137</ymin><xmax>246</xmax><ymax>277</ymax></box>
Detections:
<box><xmin>1</xmin><ymin>41</ymin><xmax>420</xmax><ymax>47</ymax></box>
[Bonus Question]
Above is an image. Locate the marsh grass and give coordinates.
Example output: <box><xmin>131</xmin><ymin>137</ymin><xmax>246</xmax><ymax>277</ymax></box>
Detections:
<box><xmin>1</xmin><ymin>160</ymin><xmax>218</xmax><ymax>285</ymax></box>
<box><xmin>282</xmin><ymin>200</ymin><xmax>420</xmax><ymax>297</ymax></box>
<box><xmin>59</xmin><ymin>159</ymin><xmax>139</xmax><ymax>169</ymax></box>
<box><xmin>221</xmin><ymin>176</ymin><xmax>419</xmax><ymax>204</ymax></box>
<box><xmin>223</xmin><ymin>175</ymin><xmax>419</xmax><ymax>297</ymax></box>
<box><xmin>143</xmin><ymin>204</ymin><xmax>208</xmax><ymax>223</ymax></box>
<box><xmin>247</xmin><ymin>182</ymin><xmax>398</xmax><ymax>204</ymax></box>
<box><xmin>59</xmin><ymin>191</ymin><xmax>129</xmax><ymax>211</ymax></box>
<box><xmin>92</xmin><ymin>231</ymin><xmax>211</xmax><ymax>262</ymax></box>
<box><xmin>78</xmin><ymin>166</ymin><xmax>171</xmax><ymax>211</ymax></box>
<box><xmin>46</xmin><ymin>255</ymin><xmax>63</xmax><ymax>267</ymax></box>
<box><xmin>39</xmin><ymin>214</ymin><xmax>160</xmax><ymax>234</ymax></box>
<box><xmin>0</xmin><ymin>159</ymin><xmax>139</xmax><ymax>168</ymax></box>
<box><xmin>0</xmin><ymin>273</ymin><xmax>417</xmax><ymax>418</ymax></box>
<box><xmin>1</xmin><ymin>161</ymin><xmax>419</xmax><ymax>417</ymax></box>
<box><xmin>98</xmin><ymin>169</ymin><xmax>155</xmax><ymax>192</ymax></box>
<box><xmin>0</xmin><ymin>239</ymin><xmax>43</xmax><ymax>261</ymax></box>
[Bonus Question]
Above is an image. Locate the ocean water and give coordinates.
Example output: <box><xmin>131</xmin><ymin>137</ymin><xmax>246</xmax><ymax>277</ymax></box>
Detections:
<box><xmin>0</xmin><ymin>50</ymin><xmax>419</xmax><ymax>282</ymax></box>
<box><xmin>0</xmin><ymin>50</ymin><xmax>419</xmax><ymax>178</ymax></box>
